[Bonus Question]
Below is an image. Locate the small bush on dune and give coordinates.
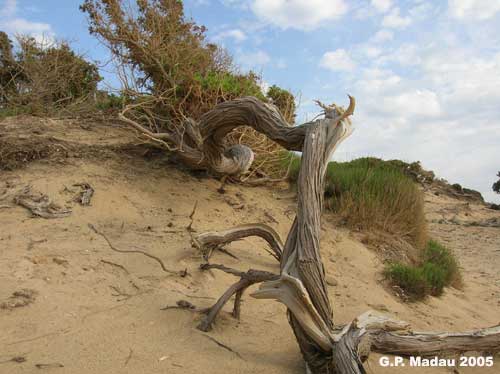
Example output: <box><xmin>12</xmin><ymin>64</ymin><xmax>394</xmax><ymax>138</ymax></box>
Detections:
<box><xmin>423</xmin><ymin>239</ymin><xmax>462</xmax><ymax>288</ymax></box>
<box><xmin>386</xmin><ymin>240</ymin><xmax>461</xmax><ymax>299</ymax></box>
<box><xmin>385</xmin><ymin>264</ymin><xmax>429</xmax><ymax>300</ymax></box>
<box><xmin>286</xmin><ymin>156</ymin><xmax>427</xmax><ymax>249</ymax></box>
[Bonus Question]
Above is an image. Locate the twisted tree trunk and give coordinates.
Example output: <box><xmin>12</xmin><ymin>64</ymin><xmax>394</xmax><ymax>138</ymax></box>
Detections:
<box><xmin>120</xmin><ymin>96</ymin><xmax>311</xmax><ymax>176</ymax></box>
<box><xmin>183</xmin><ymin>96</ymin><xmax>500</xmax><ymax>373</ymax></box>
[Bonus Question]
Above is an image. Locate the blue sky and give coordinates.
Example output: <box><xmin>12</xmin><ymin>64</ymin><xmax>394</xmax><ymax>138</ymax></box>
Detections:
<box><xmin>1</xmin><ymin>0</ymin><xmax>500</xmax><ymax>203</ymax></box>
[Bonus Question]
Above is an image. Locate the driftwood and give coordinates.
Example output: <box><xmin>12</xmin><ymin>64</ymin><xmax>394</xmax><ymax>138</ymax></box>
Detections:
<box><xmin>14</xmin><ymin>186</ymin><xmax>71</xmax><ymax>219</ymax></box>
<box><xmin>73</xmin><ymin>183</ymin><xmax>94</xmax><ymax>205</ymax></box>
<box><xmin>188</xmin><ymin>97</ymin><xmax>500</xmax><ymax>373</ymax></box>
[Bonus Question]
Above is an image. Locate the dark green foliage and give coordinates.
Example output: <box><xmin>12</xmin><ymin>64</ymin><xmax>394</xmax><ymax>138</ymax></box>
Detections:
<box><xmin>0</xmin><ymin>31</ymin><xmax>16</xmax><ymax>104</ymax></box>
<box><xmin>266</xmin><ymin>85</ymin><xmax>296</xmax><ymax>123</ymax></box>
<box><xmin>493</xmin><ymin>172</ymin><xmax>500</xmax><ymax>194</ymax></box>
<box><xmin>420</xmin><ymin>263</ymin><xmax>446</xmax><ymax>295</ymax></box>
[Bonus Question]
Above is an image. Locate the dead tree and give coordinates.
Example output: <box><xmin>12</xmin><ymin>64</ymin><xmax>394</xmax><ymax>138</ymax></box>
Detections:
<box><xmin>186</xmin><ymin>97</ymin><xmax>500</xmax><ymax>373</ymax></box>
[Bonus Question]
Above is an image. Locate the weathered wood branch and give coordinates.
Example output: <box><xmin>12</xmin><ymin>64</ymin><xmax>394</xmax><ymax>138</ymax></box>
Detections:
<box><xmin>197</xmin><ymin>263</ymin><xmax>278</xmax><ymax>332</ymax></box>
<box><xmin>194</xmin><ymin>223</ymin><xmax>283</xmax><ymax>261</ymax></box>
<box><xmin>371</xmin><ymin>323</ymin><xmax>500</xmax><ymax>356</ymax></box>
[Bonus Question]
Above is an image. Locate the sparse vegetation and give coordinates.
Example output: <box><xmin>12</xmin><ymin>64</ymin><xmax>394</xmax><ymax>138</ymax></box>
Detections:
<box><xmin>286</xmin><ymin>156</ymin><xmax>427</xmax><ymax>249</ymax></box>
<box><xmin>386</xmin><ymin>240</ymin><xmax>461</xmax><ymax>300</ymax></box>
<box><xmin>0</xmin><ymin>32</ymin><xmax>101</xmax><ymax>116</ymax></box>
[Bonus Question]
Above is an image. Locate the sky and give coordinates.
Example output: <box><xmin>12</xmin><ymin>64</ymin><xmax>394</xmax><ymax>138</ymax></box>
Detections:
<box><xmin>1</xmin><ymin>0</ymin><xmax>500</xmax><ymax>203</ymax></box>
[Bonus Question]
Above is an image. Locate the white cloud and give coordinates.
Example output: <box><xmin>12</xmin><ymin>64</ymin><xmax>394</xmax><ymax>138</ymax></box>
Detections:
<box><xmin>382</xmin><ymin>7</ymin><xmax>411</xmax><ymax>28</ymax></box>
<box><xmin>362</xmin><ymin>46</ymin><xmax>382</xmax><ymax>58</ymax></box>
<box><xmin>251</xmin><ymin>0</ymin><xmax>348</xmax><ymax>31</ymax></box>
<box><xmin>380</xmin><ymin>89</ymin><xmax>442</xmax><ymax>118</ymax></box>
<box><xmin>0</xmin><ymin>0</ymin><xmax>54</xmax><ymax>41</ymax></box>
<box><xmin>371</xmin><ymin>0</ymin><xmax>392</xmax><ymax>13</ymax></box>
<box><xmin>320</xmin><ymin>49</ymin><xmax>355</xmax><ymax>72</ymax></box>
<box><xmin>448</xmin><ymin>0</ymin><xmax>500</xmax><ymax>21</ymax></box>
<box><xmin>409</xmin><ymin>1</ymin><xmax>436</xmax><ymax>21</ymax></box>
<box><xmin>3</xmin><ymin>18</ymin><xmax>52</xmax><ymax>34</ymax></box>
<box><xmin>303</xmin><ymin>2</ymin><xmax>500</xmax><ymax>203</ymax></box>
<box><xmin>420</xmin><ymin>50</ymin><xmax>500</xmax><ymax>113</ymax></box>
<box><xmin>213</xmin><ymin>28</ymin><xmax>247</xmax><ymax>43</ymax></box>
<box><xmin>370</xmin><ymin>29</ymin><xmax>394</xmax><ymax>43</ymax></box>
<box><xmin>0</xmin><ymin>0</ymin><xmax>16</xmax><ymax>17</ymax></box>
<box><xmin>238</xmin><ymin>49</ymin><xmax>271</xmax><ymax>68</ymax></box>
<box><xmin>276</xmin><ymin>58</ymin><xmax>287</xmax><ymax>69</ymax></box>
<box><xmin>376</xmin><ymin>43</ymin><xmax>422</xmax><ymax>66</ymax></box>
<box><xmin>340</xmin><ymin>43</ymin><xmax>500</xmax><ymax>203</ymax></box>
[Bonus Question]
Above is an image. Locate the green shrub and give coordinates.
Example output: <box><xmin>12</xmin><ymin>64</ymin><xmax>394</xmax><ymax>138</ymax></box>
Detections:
<box><xmin>285</xmin><ymin>155</ymin><xmax>427</xmax><ymax>249</ymax></box>
<box><xmin>194</xmin><ymin>71</ymin><xmax>265</xmax><ymax>101</ymax></box>
<box><xmin>386</xmin><ymin>240</ymin><xmax>461</xmax><ymax>299</ymax></box>
<box><xmin>385</xmin><ymin>264</ymin><xmax>429</xmax><ymax>299</ymax></box>
<box><xmin>423</xmin><ymin>240</ymin><xmax>461</xmax><ymax>287</ymax></box>
<box><xmin>420</xmin><ymin>262</ymin><xmax>446</xmax><ymax>295</ymax></box>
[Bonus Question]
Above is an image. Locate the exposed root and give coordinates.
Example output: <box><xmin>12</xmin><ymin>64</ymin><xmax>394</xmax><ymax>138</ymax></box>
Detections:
<box><xmin>186</xmin><ymin>201</ymin><xmax>198</xmax><ymax>232</ymax></box>
<box><xmin>88</xmin><ymin>224</ymin><xmax>179</xmax><ymax>275</ymax></box>
<box><xmin>201</xmin><ymin>334</ymin><xmax>244</xmax><ymax>360</ymax></box>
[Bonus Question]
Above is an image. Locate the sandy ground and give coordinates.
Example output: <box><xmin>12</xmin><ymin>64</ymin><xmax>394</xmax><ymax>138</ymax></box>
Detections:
<box><xmin>0</xmin><ymin>118</ymin><xmax>499</xmax><ymax>373</ymax></box>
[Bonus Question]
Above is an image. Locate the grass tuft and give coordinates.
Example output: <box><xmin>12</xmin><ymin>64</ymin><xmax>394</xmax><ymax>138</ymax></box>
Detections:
<box><xmin>285</xmin><ymin>155</ymin><xmax>427</xmax><ymax>249</ymax></box>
